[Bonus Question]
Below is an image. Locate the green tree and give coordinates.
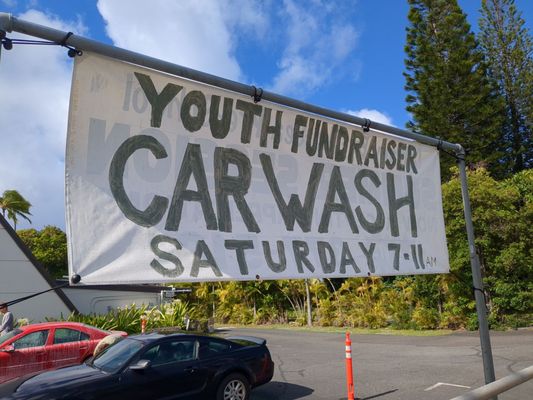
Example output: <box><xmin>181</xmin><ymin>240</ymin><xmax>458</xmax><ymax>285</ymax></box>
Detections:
<box><xmin>18</xmin><ymin>226</ymin><xmax>68</xmax><ymax>279</ymax></box>
<box><xmin>275</xmin><ymin>280</ymin><xmax>308</xmax><ymax>325</ymax></box>
<box><xmin>404</xmin><ymin>0</ymin><xmax>504</xmax><ymax>180</ymax></box>
<box><xmin>441</xmin><ymin>168</ymin><xmax>532</xmax><ymax>328</ymax></box>
<box><xmin>334</xmin><ymin>278</ymin><xmax>388</xmax><ymax>328</ymax></box>
<box><xmin>0</xmin><ymin>190</ymin><xmax>32</xmax><ymax>229</ymax></box>
<box><xmin>479</xmin><ymin>0</ymin><xmax>533</xmax><ymax>174</ymax></box>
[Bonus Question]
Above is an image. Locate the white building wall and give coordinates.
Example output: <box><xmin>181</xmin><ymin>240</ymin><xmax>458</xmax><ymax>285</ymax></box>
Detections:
<box><xmin>0</xmin><ymin>223</ymin><xmax>73</xmax><ymax>323</ymax></box>
<box><xmin>61</xmin><ymin>288</ymin><xmax>161</xmax><ymax>315</ymax></box>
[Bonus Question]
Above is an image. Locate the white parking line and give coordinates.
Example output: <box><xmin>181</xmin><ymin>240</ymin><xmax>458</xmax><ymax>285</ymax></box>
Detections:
<box><xmin>424</xmin><ymin>382</ymin><xmax>471</xmax><ymax>391</ymax></box>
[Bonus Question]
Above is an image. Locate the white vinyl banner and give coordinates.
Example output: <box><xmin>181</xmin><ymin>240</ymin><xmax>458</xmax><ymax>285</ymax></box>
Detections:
<box><xmin>66</xmin><ymin>52</ymin><xmax>449</xmax><ymax>284</ymax></box>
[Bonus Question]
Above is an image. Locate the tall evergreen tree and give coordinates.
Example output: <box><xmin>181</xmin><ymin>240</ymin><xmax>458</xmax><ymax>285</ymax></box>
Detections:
<box><xmin>479</xmin><ymin>0</ymin><xmax>533</xmax><ymax>174</ymax></box>
<box><xmin>404</xmin><ymin>0</ymin><xmax>504</xmax><ymax>180</ymax></box>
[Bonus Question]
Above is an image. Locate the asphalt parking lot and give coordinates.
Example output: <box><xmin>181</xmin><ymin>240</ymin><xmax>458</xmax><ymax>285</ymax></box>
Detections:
<box><xmin>220</xmin><ymin>327</ymin><xmax>533</xmax><ymax>400</ymax></box>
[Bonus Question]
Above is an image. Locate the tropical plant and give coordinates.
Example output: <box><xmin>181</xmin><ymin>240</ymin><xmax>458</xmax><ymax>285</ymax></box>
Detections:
<box><xmin>383</xmin><ymin>277</ymin><xmax>416</xmax><ymax>329</ymax></box>
<box><xmin>214</xmin><ymin>282</ymin><xmax>253</xmax><ymax>324</ymax></box>
<box><xmin>0</xmin><ymin>189</ymin><xmax>32</xmax><ymax>229</ymax></box>
<box><xmin>64</xmin><ymin>312</ymin><xmax>121</xmax><ymax>332</ymax></box>
<box><xmin>151</xmin><ymin>300</ymin><xmax>193</xmax><ymax>328</ymax></box>
<box><xmin>331</xmin><ymin>278</ymin><xmax>387</xmax><ymax>328</ymax></box>
<box><xmin>275</xmin><ymin>280</ymin><xmax>308</xmax><ymax>325</ymax></box>
<box><xmin>192</xmin><ymin>282</ymin><xmax>217</xmax><ymax>319</ymax></box>
<box><xmin>60</xmin><ymin>301</ymin><xmax>198</xmax><ymax>334</ymax></box>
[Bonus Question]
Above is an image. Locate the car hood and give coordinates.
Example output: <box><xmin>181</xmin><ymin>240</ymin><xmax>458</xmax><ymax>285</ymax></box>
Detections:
<box><xmin>8</xmin><ymin>364</ymin><xmax>108</xmax><ymax>395</ymax></box>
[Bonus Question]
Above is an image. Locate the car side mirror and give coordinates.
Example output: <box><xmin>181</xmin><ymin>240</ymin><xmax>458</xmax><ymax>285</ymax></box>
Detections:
<box><xmin>129</xmin><ymin>359</ymin><xmax>151</xmax><ymax>371</ymax></box>
<box><xmin>0</xmin><ymin>345</ymin><xmax>15</xmax><ymax>353</ymax></box>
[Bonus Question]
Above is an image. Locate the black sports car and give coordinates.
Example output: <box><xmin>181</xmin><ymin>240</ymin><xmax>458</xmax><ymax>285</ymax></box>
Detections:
<box><xmin>0</xmin><ymin>332</ymin><xmax>274</xmax><ymax>400</ymax></box>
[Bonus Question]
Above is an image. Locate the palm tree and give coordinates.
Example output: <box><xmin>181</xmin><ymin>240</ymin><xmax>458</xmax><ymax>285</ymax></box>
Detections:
<box><xmin>0</xmin><ymin>190</ymin><xmax>32</xmax><ymax>229</ymax></box>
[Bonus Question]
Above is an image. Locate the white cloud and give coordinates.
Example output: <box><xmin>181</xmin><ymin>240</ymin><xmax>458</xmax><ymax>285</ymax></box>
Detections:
<box><xmin>0</xmin><ymin>10</ymin><xmax>86</xmax><ymax>230</ymax></box>
<box><xmin>1</xmin><ymin>0</ymin><xmax>17</xmax><ymax>8</ymax></box>
<box><xmin>96</xmin><ymin>0</ymin><xmax>359</xmax><ymax>98</ymax></box>
<box><xmin>346</xmin><ymin>108</ymin><xmax>394</xmax><ymax>126</ymax></box>
<box><xmin>221</xmin><ymin>0</ymin><xmax>269</xmax><ymax>40</ymax></box>
<box><xmin>269</xmin><ymin>0</ymin><xmax>359</xmax><ymax>97</ymax></box>
<box><xmin>0</xmin><ymin>2</ymin><xmax>363</xmax><ymax>231</ymax></box>
<box><xmin>96</xmin><ymin>0</ymin><xmax>267</xmax><ymax>81</ymax></box>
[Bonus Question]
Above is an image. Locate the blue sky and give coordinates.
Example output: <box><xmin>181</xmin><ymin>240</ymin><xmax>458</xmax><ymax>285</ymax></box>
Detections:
<box><xmin>1</xmin><ymin>0</ymin><xmax>532</xmax><ymax>230</ymax></box>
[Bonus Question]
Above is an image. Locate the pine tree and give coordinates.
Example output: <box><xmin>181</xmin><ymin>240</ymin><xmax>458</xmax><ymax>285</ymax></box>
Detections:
<box><xmin>404</xmin><ymin>0</ymin><xmax>504</xmax><ymax>180</ymax></box>
<box><xmin>479</xmin><ymin>0</ymin><xmax>533</xmax><ymax>174</ymax></box>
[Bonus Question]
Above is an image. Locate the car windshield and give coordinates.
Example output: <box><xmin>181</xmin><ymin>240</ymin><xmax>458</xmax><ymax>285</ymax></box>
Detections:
<box><xmin>92</xmin><ymin>338</ymin><xmax>144</xmax><ymax>373</ymax></box>
<box><xmin>0</xmin><ymin>329</ymin><xmax>22</xmax><ymax>346</ymax></box>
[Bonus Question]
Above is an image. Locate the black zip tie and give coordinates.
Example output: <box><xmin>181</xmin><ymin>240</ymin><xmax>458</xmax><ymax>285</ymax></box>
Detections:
<box><xmin>435</xmin><ymin>137</ymin><xmax>466</xmax><ymax>161</ymax></box>
<box><xmin>0</xmin><ymin>29</ymin><xmax>7</xmax><ymax>50</ymax></box>
<box><xmin>362</xmin><ymin>118</ymin><xmax>371</xmax><ymax>132</ymax></box>
<box><xmin>251</xmin><ymin>85</ymin><xmax>263</xmax><ymax>103</ymax></box>
<box><xmin>1</xmin><ymin>29</ymin><xmax>13</xmax><ymax>50</ymax></box>
<box><xmin>448</xmin><ymin>150</ymin><xmax>465</xmax><ymax>162</ymax></box>
<box><xmin>473</xmin><ymin>286</ymin><xmax>490</xmax><ymax>313</ymax></box>
<box><xmin>58</xmin><ymin>31</ymin><xmax>82</xmax><ymax>57</ymax></box>
<box><xmin>58</xmin><ymin>31</ymin><xmax>73</xmax><ymax>46</ymax></box>
<box><xmin>2</xmin><ymin>38</ymin><xmax>12</xmax><ymax>50</ymax></box>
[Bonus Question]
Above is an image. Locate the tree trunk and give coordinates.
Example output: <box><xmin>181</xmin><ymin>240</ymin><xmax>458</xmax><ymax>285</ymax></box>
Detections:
<box><xmin>305</xmin><ymin>279</ymin><xmax>312</xmax><ymax>327</ymax></box>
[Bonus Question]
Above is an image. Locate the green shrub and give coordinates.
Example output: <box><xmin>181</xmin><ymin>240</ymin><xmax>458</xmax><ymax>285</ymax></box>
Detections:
<box><xmin>59</xmin><ymin>301</ymin><xmax>195</xmax><ymax>334</ymax></box>
<box><xmin>316</xmin><ymin>298</ymin><xmax>336</xmax><ymax>327</ymax></box>
<box><xmin>412</xmin><ymin>305</ymin><xmax>440</xmax><ymax>330</ymax></box>
<box><xmin>151</xmin><ymin>301</ymin><xmax>192</xmax><ymax>329</ymax></box>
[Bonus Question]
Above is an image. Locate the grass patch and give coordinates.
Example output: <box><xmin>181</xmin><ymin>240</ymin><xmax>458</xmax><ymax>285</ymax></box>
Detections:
<box><xmin>216</xmin><ymin>323</ymin><xmax>454</xmax><ymax>336</ymax></box>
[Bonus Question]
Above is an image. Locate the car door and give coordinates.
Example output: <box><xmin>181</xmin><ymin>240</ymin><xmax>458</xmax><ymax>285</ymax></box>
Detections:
<box><xmin>7</xmin><ymin>329</ymin><xmax>50</xmax><ymax>379</ymax></box>
<box><xmin>48</xmin><ymin>327</ymin><xmax>91</xmax><ymax>369</ymax></box>
<box><xmin>0</xmin><ymin>328</ymin><xmax>22</xmax><ymax>382</ymax></box>
<box><xmin>197</xmin><ymin>337</ymin><xmax>237</xmax><ymax>376</ymax></box>
<box><xmin>119</xmin><ymin>338</ymin><xmax>209</xmax><ymax>400</ymax></box>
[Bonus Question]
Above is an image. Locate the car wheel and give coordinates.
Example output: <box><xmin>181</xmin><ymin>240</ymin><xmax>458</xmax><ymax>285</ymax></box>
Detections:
<box><xmin>216</xmin><ymin>373</ymin><xmax>250</xmax><ymax>400</ymax></box>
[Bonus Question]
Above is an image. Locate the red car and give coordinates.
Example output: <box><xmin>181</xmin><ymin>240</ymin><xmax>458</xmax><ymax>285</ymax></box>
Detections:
<box><xmin>0</xmin><ymin>322</ymin><xmax>127</xmax><ymax>383</ymax></box>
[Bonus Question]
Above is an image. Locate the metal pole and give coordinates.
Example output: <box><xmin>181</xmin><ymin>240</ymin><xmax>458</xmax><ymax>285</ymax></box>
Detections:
<box><xmin>0</xmin><ymin>12</ymin><xmax>461</xmax><ymax>153</ymax></box>
<box><xmin>450</xmin><ymin>365</ymin><xmax>533</xmax><ymax>400</ymax></box>
<box><xmin>457</xmin><ymin>149</ymin><xmax>497</xmax><ymax>392</ymax></box>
